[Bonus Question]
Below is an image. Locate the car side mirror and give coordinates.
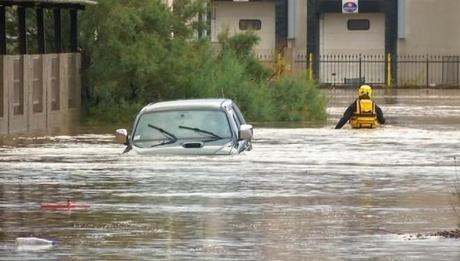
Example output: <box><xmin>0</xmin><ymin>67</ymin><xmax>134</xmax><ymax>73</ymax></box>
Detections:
<box><xmin>239</xmin><ymin>124</ymin><xmax>253</xmax><ymax>140</ymax></box>
<box><xmin>115</xmin><ymin>129</ymin><xmax>128</xmax><ymax>145</ymax></box>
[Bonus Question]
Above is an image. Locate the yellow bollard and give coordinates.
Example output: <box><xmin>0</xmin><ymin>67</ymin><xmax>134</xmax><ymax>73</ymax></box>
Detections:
<box><xmin>387</xmin><ymin>53</ymin><xmax>392</xmax><ymax>88</ymax></box>
<box><xmin>308</xmin><ymin>53</ymin><xmax>314</xmax><ymax>81</ymax></box>
<box><xmin>277</xmin><ymin>53</ymin><xmax>281</xmax><ymax>79</ymax></box>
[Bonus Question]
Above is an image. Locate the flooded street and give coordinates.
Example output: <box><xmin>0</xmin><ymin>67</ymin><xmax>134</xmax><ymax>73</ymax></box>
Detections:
<box><xmin>1</xmin><ymin>89</ymin><xmax>460</xmax><ymax>260</ymax></box>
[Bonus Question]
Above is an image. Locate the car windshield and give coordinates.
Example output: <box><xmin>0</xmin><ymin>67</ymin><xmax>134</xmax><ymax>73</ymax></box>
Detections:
<box><xmin>132</xmin><ymin>109</ymin><xmax>232</xmax><ymax>146</ymax></box>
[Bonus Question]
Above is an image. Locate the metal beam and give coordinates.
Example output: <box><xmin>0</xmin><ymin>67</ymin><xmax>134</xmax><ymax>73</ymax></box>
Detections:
<box><xmin>318</xmin><ymin>0</ymin><xmax>385</xmax><ymax>13</ymax></box>
<box><xmin>18</xmin><ymin>7</ymin><xmax>27</xmax><ymax>54</ymax></box>
<box><xmin>275</xmin><ymin>0</ymin><xmax>287</xmax><ymax>48</ymax></box>
<box><xmin>0</xmin><ymin>6</ymin><xmax>6</xmax><ymax>55</ymax></box>
<box><xmin>306</xmin><ymin>0</ymin><xmax>319</xmax><ymax>76</ymax></box>
<box><xmin>37</xmin><ymin>8</ymin><xmax>46</xmax><ymax>54</ymax></box>
<box><xmin>385</xmin><ymin>0</ymin><xmax>398</xmax><ymax>82</ymax></box>
<box><xmin>54</xmin><ymin>8</ymin><xmax>62</xmax><ymax>53</ymax></box>
<box><xmin>1</xmin><ymin>1</ymin><xmax>86</xmax><ymax>10</ymax></box>
<box><xmin>70</xmin><ymin>9</ymin><xmax>78</xmax><ymax>52</ymax></box>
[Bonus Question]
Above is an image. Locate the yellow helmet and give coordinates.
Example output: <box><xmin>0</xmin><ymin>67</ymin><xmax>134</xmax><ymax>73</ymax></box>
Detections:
<box><xmin>358</xmin><ymin>85</ymin><xmax>372</xmax><ymax>98</ymax></box>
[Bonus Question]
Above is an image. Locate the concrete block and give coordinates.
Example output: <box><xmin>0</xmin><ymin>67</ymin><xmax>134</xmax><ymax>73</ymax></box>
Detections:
<box><xmin>28</xmin><ymin>55</ymin><xmax>47</xmax><ymax>134</ymax></box>
<box><xmin>45</xmin><ymin>54</ymin><xmax>64</xmax><ymax>134</ymax></box>
<box><xmin>8</xmin><ymin>56</ymin><xmax>28</xmax><ymax>135</ymax></box>
<box><xmin>66</xmin><ymin>54</ymin><xmax>82</xmax><ymax>131</ymax></box>
<box><xmin>1</xmin><ymin>53</ymin><xmax>82</xmax><ymax>136</ymax></box>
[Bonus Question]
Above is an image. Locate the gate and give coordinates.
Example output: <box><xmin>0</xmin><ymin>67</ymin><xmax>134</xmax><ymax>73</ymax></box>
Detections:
<box><xmin>318</xmin><ymin>54</ymin><xmax>386</xmax><ymax>86</ymax></box>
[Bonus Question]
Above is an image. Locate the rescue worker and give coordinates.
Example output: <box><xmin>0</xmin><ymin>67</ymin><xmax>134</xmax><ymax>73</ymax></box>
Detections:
<box><xmin>335</xmin><ymin>84</ymin><xmax>385</xmax><ymax>129</ymax></box>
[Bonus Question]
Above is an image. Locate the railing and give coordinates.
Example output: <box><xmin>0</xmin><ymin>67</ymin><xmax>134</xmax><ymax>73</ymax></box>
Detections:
<box><xmin>398</xmin><ymin>55</ymin><xmax>460</xmax><ymax>87</ymax></box>
<box><xmin>274</xmin><ymin>50</ymin><xmax>460</xmax><ymax>87</ymax></box>
<box><xmin>317</xmin><ymin>54</ymin><xmax>386</xmax><ymax>85</ymax></box>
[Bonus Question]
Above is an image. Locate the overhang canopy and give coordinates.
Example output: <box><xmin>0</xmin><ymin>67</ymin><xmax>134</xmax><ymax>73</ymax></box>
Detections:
<box><xmin>1</xmin><ymin>0</ymin><xmax>97</xmax><ymax>6</ymax></box>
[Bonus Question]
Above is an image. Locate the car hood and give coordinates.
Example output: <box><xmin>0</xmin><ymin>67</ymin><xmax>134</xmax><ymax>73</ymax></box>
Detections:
<box><xmin>128</xmin><ymin>139</ymin><xmax>236</xmax><ymax>155</ymax></box>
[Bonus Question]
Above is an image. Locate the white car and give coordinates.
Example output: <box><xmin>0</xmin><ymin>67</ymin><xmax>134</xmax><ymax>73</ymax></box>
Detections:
<box><xmin>115</xmin><ymin>99</ymin><xmax>253</xmax><ymax>155</ymax></box>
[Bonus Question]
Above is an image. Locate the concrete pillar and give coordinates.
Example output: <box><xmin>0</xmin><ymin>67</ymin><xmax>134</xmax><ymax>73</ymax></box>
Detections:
<box><xmin>2</xmin><ymin>53</ymin><xmax>81</xmax><ymax>136</ymax></box>
<box><xmin>45</xmin><ymin>54</ymin><xmax>62</xmax><ymax>133</ymax></box>
<box><xmin>75</xmin><ymin>54</ymin><xmax>82</xmax><ymax>110</ymax></box>
<box><xmin>43</xmin><ymin>54</ymin><xmax>51</xmax><ymax>132</ymax></box>
<box><xmin>59</xmin><ymin>53</ymin><xmax>70</xmax><ymax>131</ymax></box>
<box><xmin>28</xmin><ymin>55</ymin><xmax>47</xmax><ymax>133</ymax></box>
<box><xmin>67</xmin><ymin>54</ymin><xmax>81</xmax><ymax>126</ymax></box>
<box><xmin>8</xmin><ymin>56</ymin><xmax>28</xmax><ymax>134</ymax></box>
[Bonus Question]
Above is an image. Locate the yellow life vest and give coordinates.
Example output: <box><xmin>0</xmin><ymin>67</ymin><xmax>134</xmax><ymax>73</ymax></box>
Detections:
<box><xmin>349</xmin><ymin>99</ymin><xmax>378</xmax><ymax>129</ymax></box>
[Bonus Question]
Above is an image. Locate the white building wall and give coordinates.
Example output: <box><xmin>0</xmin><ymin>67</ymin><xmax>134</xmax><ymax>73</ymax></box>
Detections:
<box><xmin>291</xmin><ymin>0</ymin><xmax>460</xmax><ymax>55</ymax></box>
<box><xmin>398</xmin><ymin>0</ymin><xmax>460</xmax><ymax>55</ymax></box>
<box><xmin>211</xmin><ymin>1</ymin><xmax>276</xmax><ymax>55</ymax></box>
<box><xmin>320</xmin><ymin>13</ymin><xmax>385</xmax><ymax>55</ymax></box>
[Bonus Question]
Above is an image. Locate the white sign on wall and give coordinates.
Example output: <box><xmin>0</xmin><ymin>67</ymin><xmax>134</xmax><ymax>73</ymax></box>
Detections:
<box><xmin>342</xmin><ymin>0</ymin><xmax>359</xmax><ymax>13</ymax></box>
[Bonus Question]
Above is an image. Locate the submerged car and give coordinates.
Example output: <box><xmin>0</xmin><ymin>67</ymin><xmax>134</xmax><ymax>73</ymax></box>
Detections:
<box><xmin>115</xmin><ymin>99</ymin><xmax>253</xmax><ymax>155</ymax></box>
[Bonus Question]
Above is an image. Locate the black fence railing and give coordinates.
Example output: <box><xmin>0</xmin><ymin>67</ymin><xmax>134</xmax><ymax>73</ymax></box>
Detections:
<box><xmin>398</xmin><ymin>55</ymin><xmax>460</xmax><ymax>87</ymax></box>
<box><xmin>318</xmin><ymin>54</ymin><xmax>386</xmax><ymax>86</ymax></box>
<box><xmin>292</xmin><ymin>53</ymin><xmax>460</xmax><ymax>87</ymax></box>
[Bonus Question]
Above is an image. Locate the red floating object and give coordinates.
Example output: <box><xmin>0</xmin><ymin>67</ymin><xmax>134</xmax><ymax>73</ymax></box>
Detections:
<box><xmin>40</xmin><ymin>200</ymin><xmax>90</xmax><ymax>209</ymax></box>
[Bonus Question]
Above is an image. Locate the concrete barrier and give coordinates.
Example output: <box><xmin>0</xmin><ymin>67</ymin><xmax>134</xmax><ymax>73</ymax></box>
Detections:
<box><xmin>7</xmin><ymin>56</ymin><xmax>28</xmax><ymax>134</ymax></box>
<box><xmin>28</xmin><ymin>55</ymin><xmax>46</xmax><ymax>133</ymax></box>
<box><xmin>0</xmin><ymin>53</ymin><xmax>81</xmax><ymax>136</ymax></box>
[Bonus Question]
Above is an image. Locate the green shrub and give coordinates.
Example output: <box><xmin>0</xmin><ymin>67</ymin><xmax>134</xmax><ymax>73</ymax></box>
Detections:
<box><xmin>187</xmin><ymin>50</ymin><xmax>325</xmax><ymax>122</ymax></box>
<box><xmin>269</xmin><ymin>75</ymin><xmax>327</xmax><ymax>122</ymax></box>
<box><xmin>80</xmin><ymin>0</ymin><xmax>326</xmax><ymax>124</ymax></box>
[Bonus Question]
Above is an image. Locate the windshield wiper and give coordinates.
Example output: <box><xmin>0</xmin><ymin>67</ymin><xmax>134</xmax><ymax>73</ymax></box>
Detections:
<box><xmin>178</xmin><ymin>125</ymin><xmax>223</xmax><ymax>140</ymax></box>
<box><xmin>147</xmin><ymin>124</ymin><xmax>177</xmax><ymax>147</ymax></box>
<box><xmin>149</xmin><ymin>139</ymin><xmax>176</xmax><ymax>148</ymax></box>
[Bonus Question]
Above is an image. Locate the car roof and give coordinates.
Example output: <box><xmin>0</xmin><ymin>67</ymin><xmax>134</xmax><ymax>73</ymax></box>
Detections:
<box><xmin>141</xmin><ymin>98</ymin><xmax>233</xmax><ymax>113</ymax></box>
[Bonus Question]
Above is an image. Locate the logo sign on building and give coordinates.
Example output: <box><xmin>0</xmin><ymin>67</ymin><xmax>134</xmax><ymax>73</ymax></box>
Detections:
<box><xmin>342</xmin><ymin>0</ymin><xmax>359</xmax><ymax>13</ymax></box>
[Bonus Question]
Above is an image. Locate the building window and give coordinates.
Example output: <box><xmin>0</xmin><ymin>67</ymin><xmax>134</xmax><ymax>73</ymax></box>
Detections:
<box><xmin>239</xmin><ymin>19</ymin><xmax>262</xmax><ymax>31</ymax></box>
<box><xmin>347</xmin><ymin>19</ymin><xmax>370</xmax><ymax>31</ymax></box>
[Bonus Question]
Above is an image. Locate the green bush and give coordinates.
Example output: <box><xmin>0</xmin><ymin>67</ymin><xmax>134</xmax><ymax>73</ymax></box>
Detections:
<box><xmin>186</xmin><ymin>49</ymin><xmax>273</xmax><ymax>120</ymax></box>
<box><xmin>185</xmin><ymin>31</ymin><xmax>326</xmax><ymax>123</ymax></box>
<box><xmin>186</xmin><ymin>49</ymin><xmax>326</xmax><ymax>123</ymax></box>
<box><xmin>269</xmin><ymin>75</ymin><xmax>327</xmax><ymax>122</ymax></box>
<box><xmin>80</xmin><ymin>0</ymin><xmax>327</xmax><ymax>124</ymax></box>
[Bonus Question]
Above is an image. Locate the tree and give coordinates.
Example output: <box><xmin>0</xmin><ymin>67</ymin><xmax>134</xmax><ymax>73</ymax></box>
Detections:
<box><xmin>80</xmin><ymin>0</ymin><xmax>208</xmax><ymax>122</ymax></box>
<box><xmin>80</xmin><ymin>0</ymin><xmax>326</xmax><ymax>124</ymax></box>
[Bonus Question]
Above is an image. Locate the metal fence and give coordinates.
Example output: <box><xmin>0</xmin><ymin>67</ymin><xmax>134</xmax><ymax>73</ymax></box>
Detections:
<box><xmin>318</xmin><ymin>54</ymin><xmax>386</xmax><ymax>85</ymax></box>
<box><xmin>398</xmin><ymin>55</ymin><xmax>460</xmax><ymax>87</ymax></box>
<box><xmin>291</xmin><ymin>52</ymin><xmax>460</xmax><ymax>87</ymax></box>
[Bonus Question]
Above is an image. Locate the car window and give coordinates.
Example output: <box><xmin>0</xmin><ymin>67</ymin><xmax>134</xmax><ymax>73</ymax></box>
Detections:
<box><xmin>231</xmin><ymin>104</ymin><xmax>247</xmax><ymax>125</ymax></box>
<box><xmin>132</xmin><ymin>110</ymin><xmax>232</xmax><ymax>143</ymax></box>
<box><xmin>226</xmin><ymin>109</ymin><xmax>240</xmax><ymax>139</ymax></box>
<box><xmin>233</xmin><ymin>114</ymin><xmax>241</xmax><ymax>127</ymax></box>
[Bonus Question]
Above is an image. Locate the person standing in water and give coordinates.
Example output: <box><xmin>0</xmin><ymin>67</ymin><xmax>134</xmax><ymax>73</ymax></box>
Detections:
<box><xmin>335</xmin><ymin>85</ymin><xmax>385</xmax><ymax>129</ymax></box>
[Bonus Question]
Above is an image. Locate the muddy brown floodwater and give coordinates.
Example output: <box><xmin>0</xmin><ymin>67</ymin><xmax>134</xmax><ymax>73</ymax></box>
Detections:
<box><xmin>1</xmin><ymin>89</ymin><xmax>460</xmax><ymax>260</ymax></box>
